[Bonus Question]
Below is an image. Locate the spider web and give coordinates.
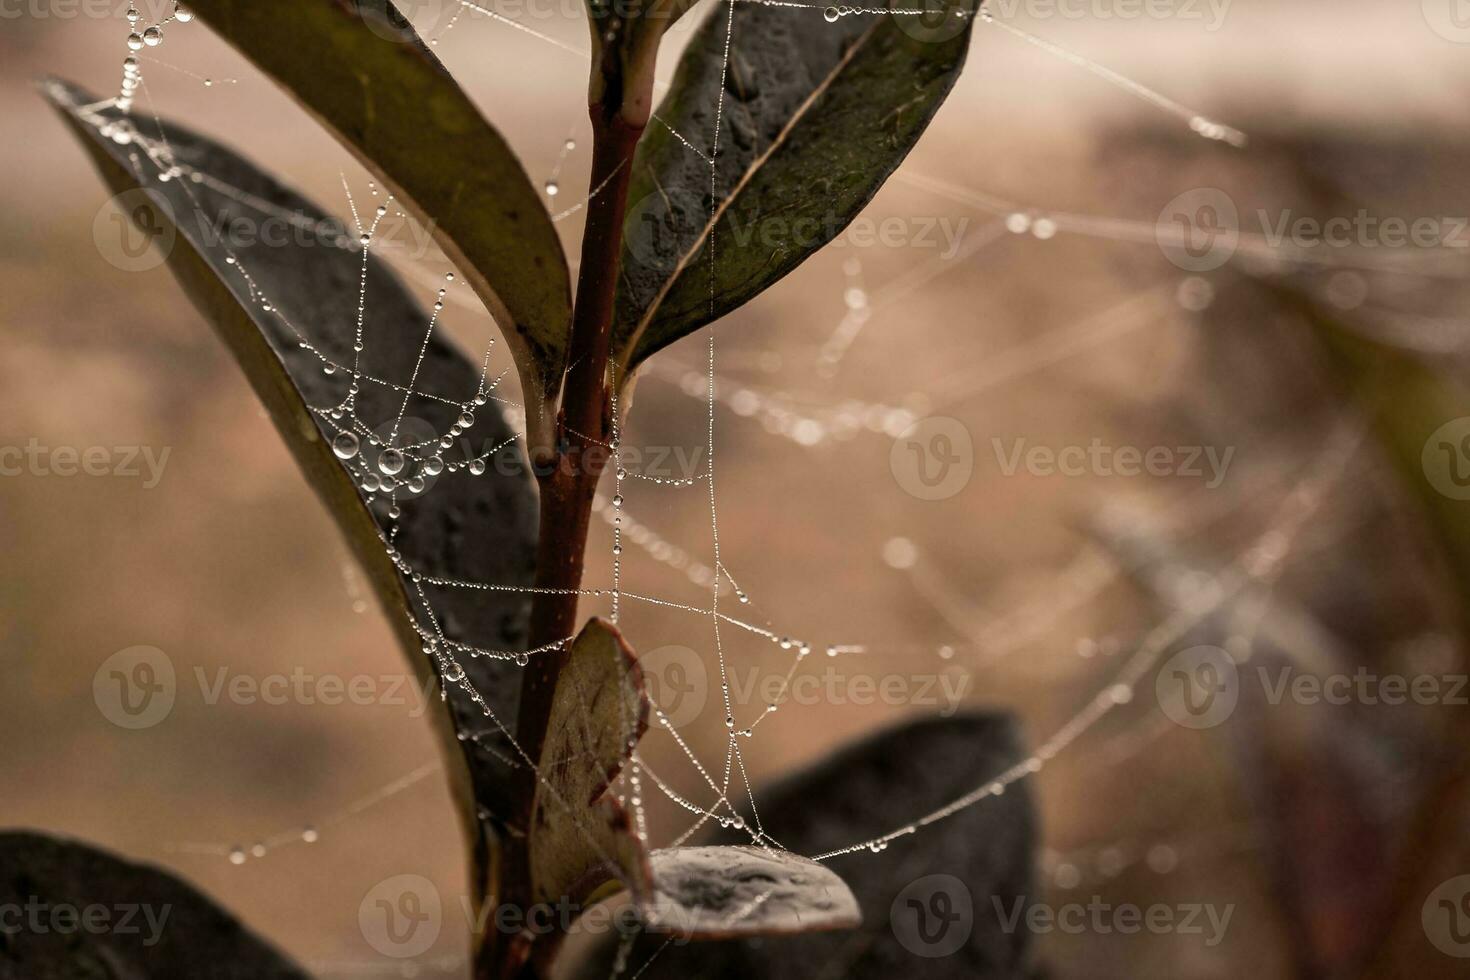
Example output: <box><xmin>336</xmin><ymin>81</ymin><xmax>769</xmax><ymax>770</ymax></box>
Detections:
<box><xmin>75</xmin><ymin>0</ymin><xmax>1456</xmax><ymax>974</ymax></box>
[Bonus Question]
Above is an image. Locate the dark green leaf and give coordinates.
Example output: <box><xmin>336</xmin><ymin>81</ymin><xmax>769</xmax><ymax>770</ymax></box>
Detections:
<box><xmin>186</xmin><ymin>0</ymin><xmax>572</xmax><ymax>446</ymax></box>
<box><xmin>0</xmin><ymin>831</ymin><xmax>307</xmax><ymax>979</ymax></box>
<box><xmin>571</xmin><ymin>712</ymin><xmax>1037</xmax><ymax>978</ymax></box>
<box><xmin>613</xmin><ymin>0</ymin><xmax>976</xmax><ymax>375</ymax></box>
<box><xmin>45</xmin><ymin>79</ymin><xmax>538</xmax><ymax>891</ymax></box>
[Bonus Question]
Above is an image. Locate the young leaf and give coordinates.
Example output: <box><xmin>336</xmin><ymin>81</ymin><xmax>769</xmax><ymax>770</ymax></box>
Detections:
<box><xmin>613</xmin><ymin>0</ymin><xmax>977</xmax><ymax>375</ymax></box>
<box><xmin>529</xmin><ymin>618</ymin><xmax>653</xmax><ymax>906</ymax></box>
<box><xmin>527</xmin><ymin>621</ymin><xmax>861</xmax><ymax>946</ymax></box>
<box><xmin>45</xmin><ymin>79</ymin><xmax>538</xmax><ymax>889</ymax></box>
<box><xmin>0</xmin><ymin>831</ymin><xmax>307</xmax><ymax>978</ymax></box>
<box><xmin>185</xmin><ymin>0</ymin><xmax>573</xmax><ymax>448</ymax></box>
<box><xmin>640</xmin><ymin>845</ymin><xmax>861</xmax><ymax>939</ymax></box>
<box><xmin>569</xmin><ymin>713</ymin><xmax>1037</xmax><ymax>979</ymax></box>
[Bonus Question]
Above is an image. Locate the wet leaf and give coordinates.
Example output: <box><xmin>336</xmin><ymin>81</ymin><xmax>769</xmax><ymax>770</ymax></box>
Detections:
<box><xmin>186</xmin><ymin>0</ymin><xmax>572</xmax><ymax>443</ymax></box>
<box><xmin>640</xmin><ymin>845</ymin><xmax>860</xmax><ymax>939</ymax></box>
<box><xmin>530</xmin><ymin>618</ymin><xmax>653</xmax><ymax>907</ymax></box>
<box><xmin>45</xmin><ymin>79</ymin><xmax>537</xmax><ymax>891</ymax></box>
<box><xmin>613</xmin><ymin>0</ymin><xmax>977</xmax><ymax>376</ymax></box>
<box><xmin>0</xmin><ymin>831</ymin><xmax>307</xmax><ymax>979</ymax></box>
<box><xmin>570</xmin><ymin>712</ymin><xmax>1037</xmax><ymax>978</ymax></box>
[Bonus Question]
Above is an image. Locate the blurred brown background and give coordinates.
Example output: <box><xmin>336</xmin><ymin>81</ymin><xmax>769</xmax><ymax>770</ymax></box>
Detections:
<box><xmin>4</xmin><ymin>1</ymin><xmax>1470</xmax><ymax>977</ymax></box>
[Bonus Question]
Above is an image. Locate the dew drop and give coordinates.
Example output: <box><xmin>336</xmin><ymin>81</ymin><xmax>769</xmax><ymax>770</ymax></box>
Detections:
<box><xmin>544</xmin><ymin>181</ymin><xmax>559</xmax><ymax>197</ymax></box>
<box><xmin>378</xmin><ymin>448</ymin><xmax>406</xmax><ymax>476</ymax></box>
<box><xmin>174</xmin><ymin>3</ymin><xmax>194</xmax><ymax>21</ymax></box>
<box><xmin>228</xmin><ymin>846</ymin><xmax>246</xmax><ymax>865</ymax></box>
<box><xmin>443</xmin><ymin>662</ymin><xmax>465</xmax><ymax>683</ymax></box>
<box><xmin>467</xmin><ymin>458</ymin><xmax>486</xmax><ymax>476</ymax></box>
<box><xmin>301</xmin><ymin>826</ymin><xmax>318</xmax><ymax>843</ymax></box>
<box><xmin>127</xmin><ymin>32</ymin><xmax>144</xmax><ymax>50</ymax></box>
<box><xmin>408</xmin><ymin>476</ymin><xmax>426</xmax><ymax>494</ymax></box>
<box><xmin>332</xmin><ymin>431</ymin><xmax>360</xmax><ymax>460</ymax></box>
<box><xmin>823</xmin><ymin>5</ymin><xmax>840</xmax><ymax>21</ymax></box>
<box><xmin>423</xmin><ymin>456</ymin><xmax>444</xmax><ymax>476</ymax></box>
<box><xmin>142</xmin><ymin>26</ymin><xmax>163</xmax><ymax>46</ymax></box>
<box><xmin>458</xmin><ymin>411</ymin><xmax>474</xmax><ymax>428</ymax></box>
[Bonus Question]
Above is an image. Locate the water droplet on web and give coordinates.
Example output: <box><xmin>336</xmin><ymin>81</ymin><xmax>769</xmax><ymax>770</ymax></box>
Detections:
<box><xmin>301</xmin><ymin>826</ymin><xmax>318</xmax><ymax>843</ymax></box>
<box><xmin>250</xmin><ymin>842</ymin><xmax>266</xmax><ymax>858</ymax></box>
<box><xmin>174</xmin><ymin>3</ymin><xmax>194</xmax><ymax>22</ymax></box>
<box><xmin>458</xmin><ymin>411</ymin><xmax>474</xmax><ymax>428</ymax></box>
<box><xmin>443</xmin><ymin>662</ymin><xmax>465</xmax><ymax>683</ymax></box>
<box><xmin>127</xmin><ymin>33</ymin><xmax>144</xmax><ymax>50</ymax></box>
<box><xmin>422</xmin><ymin>456</ymin><xmax>444</xmax><ymax>476</ymax></box>
<box><xmin>564</xmin><ymin>138</ymin><xmax>576</xmax><ymax>151</ymax></box>
<box><xmin>823</xmin><ymin>5</ymin><xmax>840</xmax><ymax>21</ymax></box>
<box><xmin>467</xmin><ymin>458</ymin><xmax>486</xmax><ymax>476</ymax></box>
<box><xmin>378</xmin><ymin>448</ymin><xmax>405</xmax><ymax>476</ymax></box>
<box><xmin>544</xmin><ymin>181</ymin><xmax>559</xmax><ymax>197</ymax></box>
<box><xmin>332</xmin><ymin>431</ymin><xmax>360</xmax><ymax>460</ymax></box>
<box><xmin>143</xmin><ymin>26</ymin><xmax>163</xmax><ymax>46</ymax></box>
<box><xmin>228</xmin><ymin>846</ymin><xmax>246</xmax><ymax>865</ymax></box>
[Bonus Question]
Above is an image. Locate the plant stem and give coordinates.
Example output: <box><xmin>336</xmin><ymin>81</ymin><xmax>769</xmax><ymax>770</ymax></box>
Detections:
<box><xmin>479</xmin><ymin>93</ymin><xmax>645</xmax><ymax>980</ymax></box>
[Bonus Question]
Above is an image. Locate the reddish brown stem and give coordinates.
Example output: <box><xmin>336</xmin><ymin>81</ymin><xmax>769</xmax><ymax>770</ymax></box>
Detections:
<box><xmin>476</xmin><ymin>99</ymin><xmax>644</xmax><ymax>980</ymax></box>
